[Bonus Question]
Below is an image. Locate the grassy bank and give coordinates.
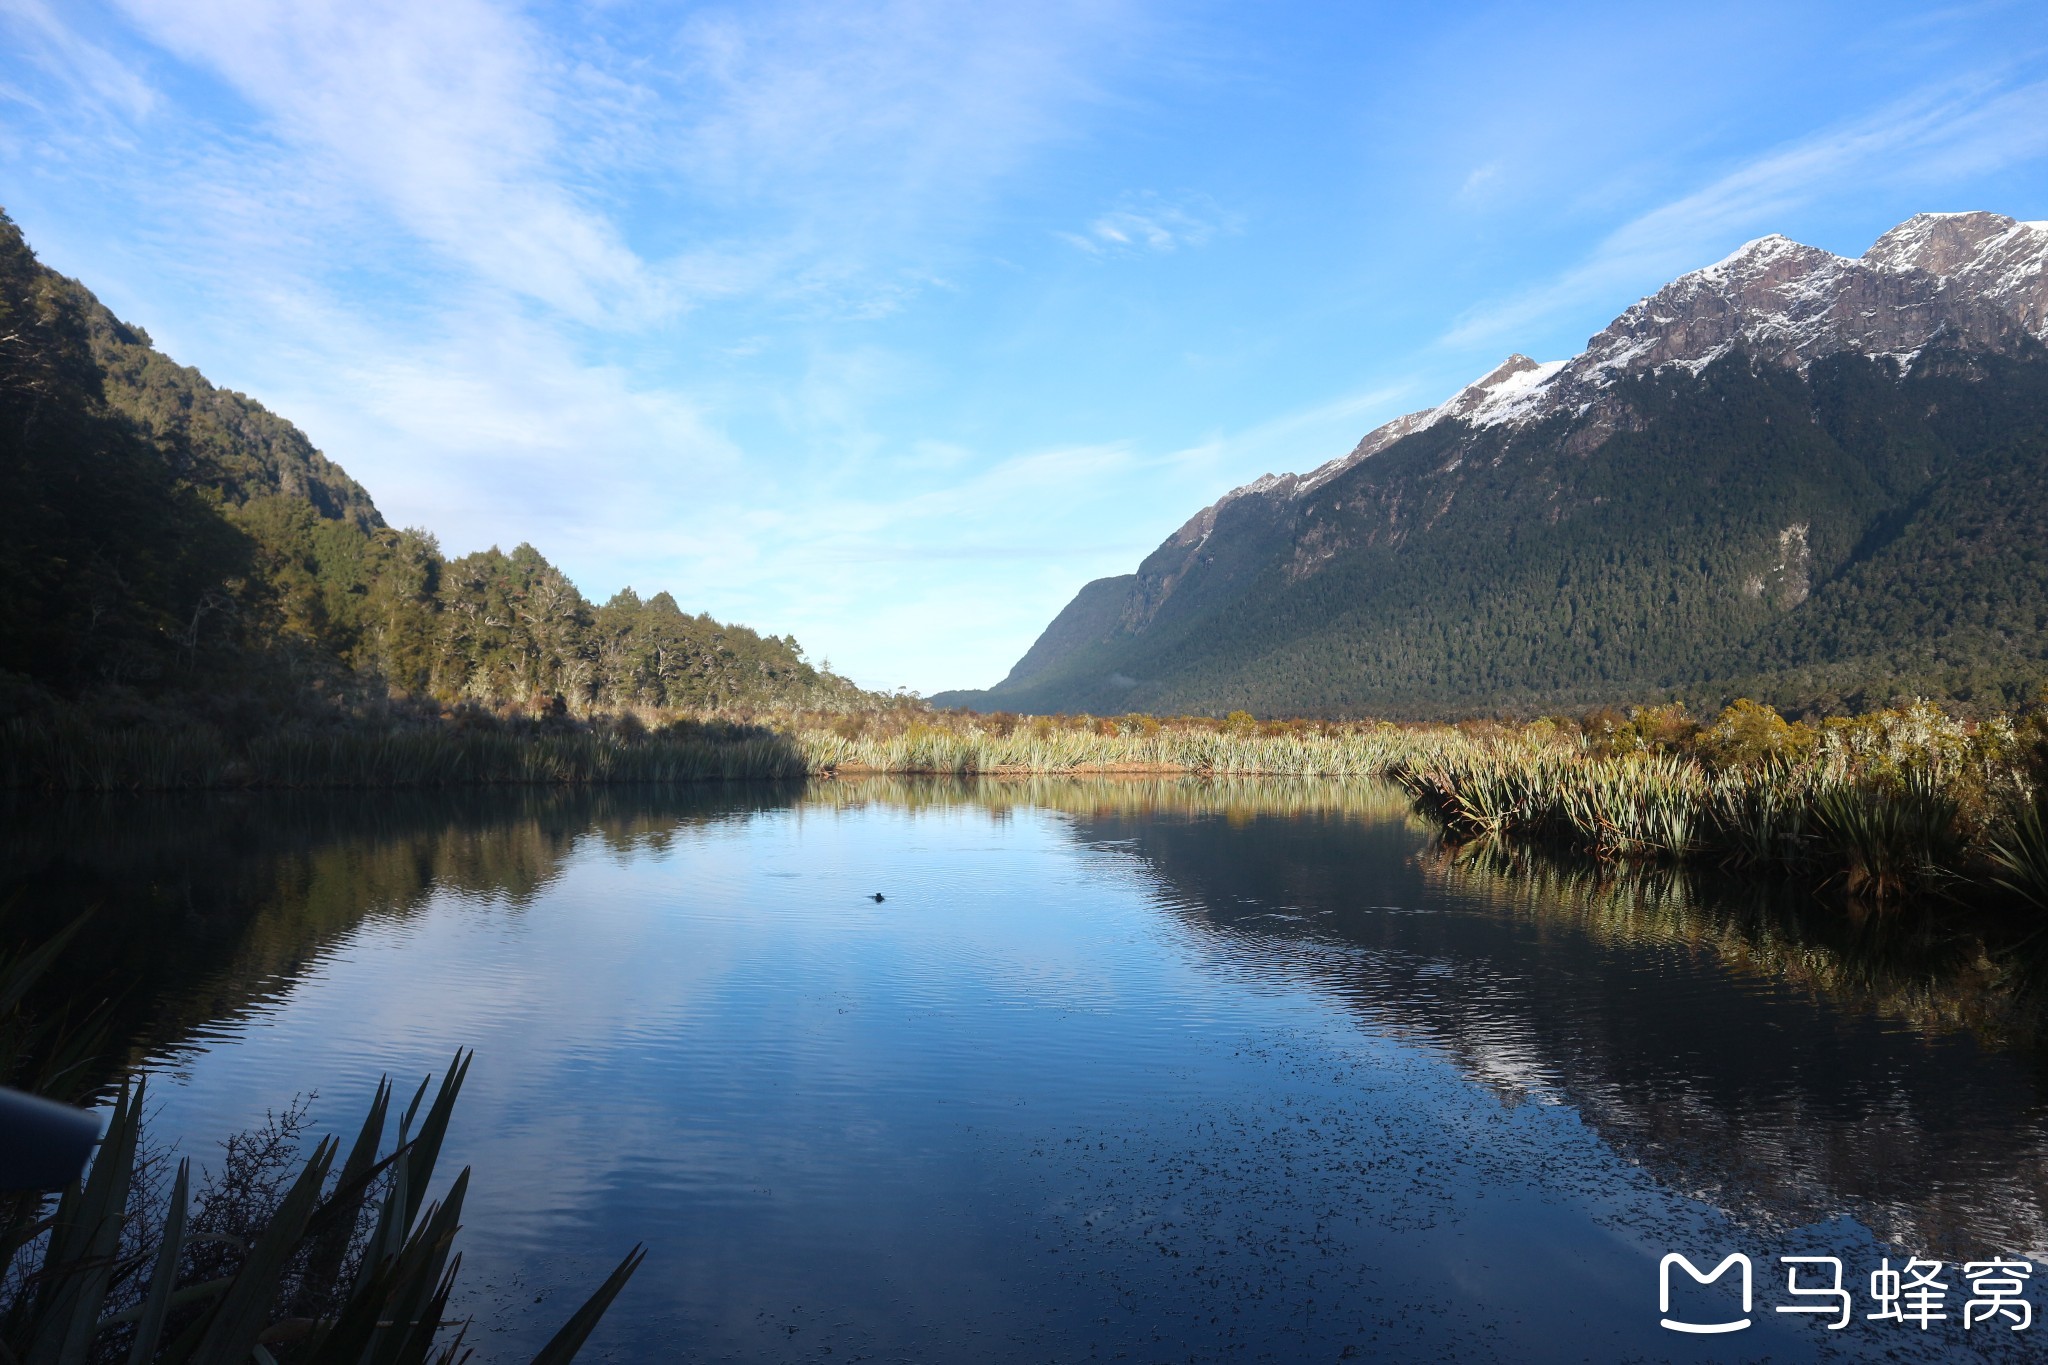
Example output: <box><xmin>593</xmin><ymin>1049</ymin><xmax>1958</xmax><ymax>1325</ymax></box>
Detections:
<box><xmin>1386</xmin><ymin>701</ymin><xmax>2048</xmax><ymax>907</ymax></box>
<box><xmin>7</xmin><ymin>698</ymin><xmax>2045</xmax><ymax>911</ymax></box>
<box><xmin>803</xmin><ymin>703</ymin><xmax>2048</xmax><ymax>908</ymax></box>
<box><xmin>798</xmin><ymin>711</ymin><xmax>1410</xmax><ymax>776</ymax></box>
<box><xmin>0</xmin><ymin>705</ymin><xmax>1419</xmax><ymax>789</ymax></box>
<box><xmin>0</xmin><ymin>712</ymin><xmax>811</xmax><ymax>789</ymax></box>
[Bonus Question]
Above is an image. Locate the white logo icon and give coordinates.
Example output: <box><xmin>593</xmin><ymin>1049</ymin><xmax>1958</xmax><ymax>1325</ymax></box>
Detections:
<box><xmin>1660</xmin><ymin>1253</ymin><xmax>1753</xmax><ymax>1334</ymax></box>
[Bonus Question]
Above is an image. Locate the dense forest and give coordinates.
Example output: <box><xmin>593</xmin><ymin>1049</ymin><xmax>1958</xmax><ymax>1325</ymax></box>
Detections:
<box><xmin>0</xmin><ymin>211</ymin><xmax>868</xmax><ymax>723</ymax></box>
<box><xmin>941</xmin><ymin>346</ymin><xmax>2048</xmax><ymax>718</ymax></box>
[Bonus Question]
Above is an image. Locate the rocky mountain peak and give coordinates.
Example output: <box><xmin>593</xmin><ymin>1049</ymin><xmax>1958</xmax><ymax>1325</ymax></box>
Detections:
<box><xmin>950</xmin><ymin>210</ymin><xmax>2048</xmax><ymax>717</ymax></box>
<box><xmin>1863</xmin><ymin>211</ymin><xmax>2027</xmax><ymax>275</ymax></box>
<box><xmin>1168</xmin><ymin>210</ymin><xmax>2047</xmax><ymax>550</ymax></box>
<box><xmin>1576</xmin><ymin>210</ymin><xmax>2048</xmax><ymax>381</ymax></box>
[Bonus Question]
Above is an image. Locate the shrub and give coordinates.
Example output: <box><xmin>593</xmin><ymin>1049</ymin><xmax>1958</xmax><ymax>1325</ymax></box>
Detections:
<box><xmin>1697</xmin><ymin>698</ymin><xmax>1809</xmax><ymax>768</ymax></box>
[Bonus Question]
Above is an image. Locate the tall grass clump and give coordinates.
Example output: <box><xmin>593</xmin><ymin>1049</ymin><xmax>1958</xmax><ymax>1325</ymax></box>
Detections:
<box><xmin>0</xmin><ymin>912</ymin><xmax>644</xmax><ymax>1363</ymax></box>
<box><xmin>1811</xmin><ymin>770</ymin><xmax>1965</xmax><ymax>903</ymax></box>
<box><xmin>3</xmin><ymin>1062</ymin><xmax>643</xmax><ymax>1364</ymax></box>
<box><xmin>799</xmin><ymin>711</ymin><xmax>1414</xmax><ymax>777</ymax></box>
<box><xmin>1389</xmin><ymin>699</ymin><xmax>2048</xmax><ymax>909</ymax></box>
<box><xmin>1988</xmin><ymin>799</ymin><xmax>2048</xmax><ymax>911</ymax></box>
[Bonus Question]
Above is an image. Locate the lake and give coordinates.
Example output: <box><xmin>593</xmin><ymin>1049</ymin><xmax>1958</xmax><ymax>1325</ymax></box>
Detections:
<box><xmin>11</xmin><ymin>777</ymin><xmax>2048</xmax><ymax>1362</ymax></box>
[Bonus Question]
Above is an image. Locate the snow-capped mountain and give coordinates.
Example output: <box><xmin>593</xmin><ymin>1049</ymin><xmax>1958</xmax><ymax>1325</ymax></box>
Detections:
<box><xmin>935</xmin><ymin>210</ymin><xmax>2048</xmax><ymax>717</ymax></box>
<box><xmin>1188</xmin><ymin>211</ymin><xmax>2048</xmax><ymax>534</ymax></box>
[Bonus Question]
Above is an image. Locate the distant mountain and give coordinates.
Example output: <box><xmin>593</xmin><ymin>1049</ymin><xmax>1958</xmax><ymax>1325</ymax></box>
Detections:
<box><xmin>0</xmin><ymin>211</ymin><xmax>861</xmax><ymax>712</ymax></box>
<box><xmin>936</xmin><ymin>211</ymin><xmax>2048</xmax><ymax>718</ymax></box>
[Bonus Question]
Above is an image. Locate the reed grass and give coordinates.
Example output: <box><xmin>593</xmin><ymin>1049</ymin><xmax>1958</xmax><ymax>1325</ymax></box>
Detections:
<box><xmin>796</xmin><ymin>720</ymin><xmax>1411</xmax><ymax>777</ymax></box>
<box><xmin>1384</xmin><ymin>701</ymin><xmax>2044</xmax><ymax>907</ymax></box>
<box><xmin>1</xmin><ymin>1061</ymin><xmax>643</xmax><ymax>1364</ymax></box>
<box><xmin>6</xmin><ymin>697</ymin><xmax>2045</xmax><ymax>911</ymax></box>
<box><xmin>1988</xmin><ymin>800</ymin><xmax>2048</xmax><ymax>911</ymax></box>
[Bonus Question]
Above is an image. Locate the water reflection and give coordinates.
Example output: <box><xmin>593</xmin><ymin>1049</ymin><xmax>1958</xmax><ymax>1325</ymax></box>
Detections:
<box><xmin>1</xmin><ymin>784</ymin><xmax>802</xmax><ymax>1066</ymax></box>
<box><xmin>1054</xmin><ymin>799</ymin><xmax>2048</xmax><ymax>1262</ymax></box>
<box><xmin>7</xmin><ymin>777</ymin><xmax>2045</xmax><ymax>1361</ymax></box>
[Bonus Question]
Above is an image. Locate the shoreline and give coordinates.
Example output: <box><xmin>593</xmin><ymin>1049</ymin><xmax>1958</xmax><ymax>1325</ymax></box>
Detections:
<box><xmin>6</xmin><ymin>702</ymin><xmax>2043</xmax><ymax>916</ymax></box>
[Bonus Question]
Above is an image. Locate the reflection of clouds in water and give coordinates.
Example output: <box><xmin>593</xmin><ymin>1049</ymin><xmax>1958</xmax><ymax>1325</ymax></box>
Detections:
<box><xmin>26</xmin><ymin>778</ymin><xmax>2048</xmax><ymax>1360</ymax></box>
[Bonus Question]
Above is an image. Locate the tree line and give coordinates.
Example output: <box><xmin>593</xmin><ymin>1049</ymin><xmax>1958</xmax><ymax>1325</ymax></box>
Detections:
<box><xmin>0</xmin><ymin>211</ymin><xmax>864</xmax><ymax>721</ymax></box>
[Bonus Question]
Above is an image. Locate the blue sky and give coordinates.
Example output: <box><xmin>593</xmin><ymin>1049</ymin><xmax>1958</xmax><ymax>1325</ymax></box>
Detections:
<box><xmin>4</xmin><ymin>1</ymin><xmax>2048</xmax><ymax>693</ymax></box>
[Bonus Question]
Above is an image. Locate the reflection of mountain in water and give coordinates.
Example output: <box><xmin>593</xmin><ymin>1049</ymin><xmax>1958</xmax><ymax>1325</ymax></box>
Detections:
<box><xmin>4</xmin><ymin>785</ymin><xmax>802</xmax><ymax>1073</ymax></box>
<box><xmin>1048</xmin><ymin>787</ymin><xmax>2048</xmax><ymax>1260</ymax></box>
<box><xmin>14</xmin><ymin>775</ymin><xmax>2048</xmax><ymax>1261</ymax></box>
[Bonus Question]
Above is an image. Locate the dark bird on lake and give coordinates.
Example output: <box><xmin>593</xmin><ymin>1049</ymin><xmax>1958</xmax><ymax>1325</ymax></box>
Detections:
<box><xmin>872</xmin><ymin>892</ymin><xmax>885</xmax><ymax>902</ymax></box>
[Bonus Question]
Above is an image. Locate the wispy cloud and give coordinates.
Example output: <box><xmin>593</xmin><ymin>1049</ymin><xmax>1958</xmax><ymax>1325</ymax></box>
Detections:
<box><xmin>1444</xmin><ymin>74</ymin><xmax>2048</xmax><ymax>349</ymax></box>
<box><xmin>10</xmin><ymin>0</ymin><xmax>2046</xmax><ymax>695</ymax></box>
<box><xmin>99</xmin><ymin>0</ymin><xmax>1143</xmax><ymax>325</ymax></box>
<box><xmin>112</xmin><ymin>0</ymin><xmax>652</xmax><ymax>323</ymax></box>
<box><xmin>1455</xmin><ymin>160</ymin><xmax>1504</xmax><ymax>203</ymax></box>
<box><xmin>1154</xmin><ymin>381</ymin><xmax>1420</xmax><ymax>489</ymax></box>
<box><xmin>0</xmin><ymin>0</ymin><xmax>156</xmax><ymax>124</ymax></box>
<box><xmin>1060</xmin><ymin>191</ymin><xmax>1235</xmax><ymax>255</ymax></box>
<box><xmin>632</xmin><ymin>2</ymin><xmax>1153</xmax><ymax>316</ymax></box>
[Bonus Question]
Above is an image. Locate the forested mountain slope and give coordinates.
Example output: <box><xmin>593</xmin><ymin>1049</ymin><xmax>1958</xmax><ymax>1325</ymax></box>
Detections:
<box><xmin>0</xmin><ymin>211</ymin><xmax>862</xmax><ymax>713</ymax></box>
<box><xmin>936</xmin><ymin>212</ymin><xmax>2048</xmax><ymax>718</ymax></box>
<box><xmin>86</xmin><ymin>305</ymin><xmax>385</xmax><ymax>532</ymax></box>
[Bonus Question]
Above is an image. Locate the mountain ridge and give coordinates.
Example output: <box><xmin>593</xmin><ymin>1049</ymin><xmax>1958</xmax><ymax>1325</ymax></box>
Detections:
<box><xmin>938</xmin><ymin>211</ymin><xmax>2048</xmax><ymax>717</ymax></box>
<box><xmin>0</xmin><ymin>210</ymin><xmax>863</xmax><ymax>712</ymax></box>
<box><xmin>1165</xmin><ymin>211</ymin><xmax>2048</xmax><ymax>551</ymax></box>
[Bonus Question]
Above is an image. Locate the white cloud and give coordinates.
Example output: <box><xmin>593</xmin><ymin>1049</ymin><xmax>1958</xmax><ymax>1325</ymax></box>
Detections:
<box><xmin>1061</xmin><ymin>190</ymin><xmax>1234</xmax><ymax>255</ymax></box>
<box><xmin>114</xmin><ymin>0</ymin><xmax>653</xmax><ymax>323</ymax></box>
<box><xmin>17</xmin><ymin>1</ymin><xmax>2044</xmax><ymax>699</ymax></box>
<box><xmin>0</xmin><ymin>0</ymin><xmax>156</xmax><ymax>124</ymax></box>
<box><xmin>734</xmin><ymin>380</ymin><xmax>1422</xmax><ymax>690</ymax></box>
<box><xmin>3</xmin><ymin>0</ymin><xmax>1161</xmax><ymax>693</ymax></box>
<box><xmin>1456</xmin><ymin>160</ymin><xmax>1503</xmax><ymax>202</ymax></box>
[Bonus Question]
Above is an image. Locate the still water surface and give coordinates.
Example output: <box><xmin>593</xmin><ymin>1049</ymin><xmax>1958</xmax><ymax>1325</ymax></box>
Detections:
<box><xmin>15</xmin><ymin>778</ymin><xmax>2048</xmax><ymax>1362</ymax></box>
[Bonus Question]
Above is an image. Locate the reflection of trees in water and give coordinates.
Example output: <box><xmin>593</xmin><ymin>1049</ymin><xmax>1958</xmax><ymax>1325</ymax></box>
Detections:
<box><xmin>803</xmin><ymin>773</ymin><xmax>1427</xmax><ymax>827</ymax></box>
<box><xmin>2</xmin><ymin>785</ymin><xmax>802</xmax><ymax>1075</ymax></box>
<box><xmin>1054</xmin><ymin>794</ymin><xmax>2048</xmax><ymax>1260</ymax></box>
<box><xmin>1423</xmin><ymin>838</ymin><xmax>2037</xmax><ymax>1045</ymax></box>
<box><xmin>7</xmin><ymin>776</ymin><xmax>1411</xmax><ymax>1077</ymax></box>
<box><xmin>14</xmin><ymin>776</ymin><xmax>2048</xmax><ymax>1258</ymax></box>
<box><xmin>1417</xmin><ymin>842</ymin><xmax>2048</xmax><ymax>1258</ymax></box>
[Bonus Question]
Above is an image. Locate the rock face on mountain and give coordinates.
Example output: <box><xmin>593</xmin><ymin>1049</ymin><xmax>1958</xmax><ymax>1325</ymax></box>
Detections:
<box><xmin>936</xmin><ymin>212</ymin><xmax>2048</xmax><ymax>717</ymax></box>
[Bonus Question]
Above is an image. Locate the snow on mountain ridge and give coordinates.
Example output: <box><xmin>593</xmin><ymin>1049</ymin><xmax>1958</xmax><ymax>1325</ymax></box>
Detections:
<box><xmin>1181</xmin><ymin>210</ymin><xmax>2047</xmax><ymax>537</ymax></box>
